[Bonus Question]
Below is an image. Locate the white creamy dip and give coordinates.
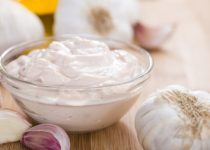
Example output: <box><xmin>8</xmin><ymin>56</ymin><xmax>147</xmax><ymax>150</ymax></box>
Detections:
<box><xmin>2</xmin><ymin>37</ymin><xmax>149</xmax><ymax>131</ymax></box>
<box><xmin>6</xmin><ymin>37</ymin><xmax>142</xmax><ymax>86</ymax></box>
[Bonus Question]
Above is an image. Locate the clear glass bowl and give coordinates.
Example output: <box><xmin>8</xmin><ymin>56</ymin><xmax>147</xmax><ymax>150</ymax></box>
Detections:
<box><xmin>0</xmin><ymin>36</ymin><xmax>153</xmax><ymax>132</ymax></box>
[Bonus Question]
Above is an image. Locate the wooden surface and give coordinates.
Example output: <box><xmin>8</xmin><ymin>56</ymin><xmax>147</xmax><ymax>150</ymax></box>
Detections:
<box><xmin>1</xmin><ymin>0</ymin><xmax>210</xmax><ymax>149</ymax></box>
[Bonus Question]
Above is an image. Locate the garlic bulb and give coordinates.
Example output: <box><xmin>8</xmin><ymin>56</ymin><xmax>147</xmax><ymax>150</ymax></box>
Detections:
<box><xmin>135</xmin><ymin>85</ymin><xmax>210</xmax><ymax>150</ymax></box>
<box><xmin>54</xmin><ymin>0</ymin><xmax>174</xmax><ymax>49</ymax></box>
<box><xmin>0</xmin><ymin>109</ymin><xmax>32</xmax><ymax>144</ymax></box>
<box><xmin>0</xmin><ymin>0</ymin><xmax>44</xmax><ymax>53</ymax></box>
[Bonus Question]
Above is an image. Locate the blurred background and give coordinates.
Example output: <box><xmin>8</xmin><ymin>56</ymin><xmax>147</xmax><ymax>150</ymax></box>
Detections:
<box><xmin>18</xmin><ymin>0</ymin><xmax>57</xmax><ymax>35</ymax></box>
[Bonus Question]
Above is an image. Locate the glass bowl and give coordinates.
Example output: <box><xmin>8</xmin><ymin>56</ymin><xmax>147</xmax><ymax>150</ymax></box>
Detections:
<box><xmin>0</xmin><ymin>36</ymin><xmax>153</xmax><ymax>132</ymax></box>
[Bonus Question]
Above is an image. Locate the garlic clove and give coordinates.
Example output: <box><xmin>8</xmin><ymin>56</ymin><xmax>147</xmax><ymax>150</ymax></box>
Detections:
<box><xmin>0</xmin><ymin>109</ymin><xmax>32</xmax><ymax>144</ymax></box>
<box><xmin>21</xmin><ymin>124</ymin><xmax>70</xmax><ymax>150</ymax></box>
<box><xmin>133</xmin><ymin>23</ymin><xmax>175</xmax><ymax>50</ymax></box>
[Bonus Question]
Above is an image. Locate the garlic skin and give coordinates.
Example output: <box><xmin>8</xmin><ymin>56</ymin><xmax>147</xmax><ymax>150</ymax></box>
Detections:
<box><xmin>21</xmin><ymin>124</ymin><xmax>70</xmax><ymax>150</ymax></box>
<box><xmin>54</xmin><ymin>0</ymin><xmax>141</xmax><ymax>42</ymax></box>
<box><xmin>135</xmin><ymin>85</ymin><xmax>210</xmax><ymax>150</ymax></box>
<box><xmin>0</xmin><ymin>0</ymin><xmax>44</xmax><ymax>53</ymax></box>
<box><xmin>0</xmin><ymin>109</ymin><xmax>32</xmax><ymax>144</ymax></box>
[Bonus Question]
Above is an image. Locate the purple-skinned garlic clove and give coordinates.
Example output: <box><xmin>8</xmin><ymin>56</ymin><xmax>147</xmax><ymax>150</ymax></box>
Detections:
<box><xmin>21</xmin><ymin>124</ymin><xmax>70</xmax><ymax>150</ymax></box>
<box><xmin>133</xmin><ymin>23</ymin><xmax>175</xmax><ymax>50</ymax></box>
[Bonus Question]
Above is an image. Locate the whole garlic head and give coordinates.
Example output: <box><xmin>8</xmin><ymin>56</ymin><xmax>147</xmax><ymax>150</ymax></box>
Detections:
<box><xmin>0</xmin><ymin>0</ymin><xmax>44</xmax><ymax>53</ymax></box>
<box><xmin>135</xmin><ymin>85</ymin><xmax>210</xmax><ymax>150</ymax></box>
<box><xmin>54</xmin><ymin>0</ymin><xmax>140</xmax><ymax>42</ymax></box>
<box><xmin>54</xmin><ymin>0</ymin><xmax>174</xmax><ymax>50</ymax></box>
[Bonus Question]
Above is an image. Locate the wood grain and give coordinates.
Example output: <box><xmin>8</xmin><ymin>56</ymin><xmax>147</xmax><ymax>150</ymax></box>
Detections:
<box><xmin>1</xmin><ymin>0</ymin><xmax>210</xmax><ymax>149</ymax></box>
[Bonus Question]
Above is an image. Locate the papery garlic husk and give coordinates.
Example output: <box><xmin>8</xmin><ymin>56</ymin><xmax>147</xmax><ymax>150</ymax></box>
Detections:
<box><xmin>54</xmin><ymin>0</ymin><xmax>174</xmax><ymax>49</ymax></box>
<box><xmin>0</xmin><ymin>109</ymin><xmax>32</xmax><ymax>144</ymax></box>
<box><xmin>135</xmin><ymin>85</ymin><xmax>210</xmax><ymax>150</ymax></box>
<box><xmin>21</xmin><ymin>124</ymin><xmax>70</xmax><ymax>150</ymax></box>
<box><xmin>0</xmin><ymin>0</ymin><xmax>44</xmax><ymax>53</ymax></box>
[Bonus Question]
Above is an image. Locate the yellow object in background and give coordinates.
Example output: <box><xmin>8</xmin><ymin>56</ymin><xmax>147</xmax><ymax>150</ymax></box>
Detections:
<box><xmin>18</xmin><ymin>0</ymin><xmax>58</xmax><ymax>15</ymax></box>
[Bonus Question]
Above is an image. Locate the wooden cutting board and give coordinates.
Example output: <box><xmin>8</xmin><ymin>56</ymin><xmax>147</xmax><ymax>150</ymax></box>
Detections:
<box><xmin>1</xmin><ymin>0</ymin><xmax>210</xmax><ymax>149</ymax></box>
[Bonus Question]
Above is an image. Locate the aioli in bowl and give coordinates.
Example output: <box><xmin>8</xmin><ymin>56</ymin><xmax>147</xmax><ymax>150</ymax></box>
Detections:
<box><xmin>0</xmin><ymin>36</ymin><xmax>153</xmax><ymax>132</ymax></box>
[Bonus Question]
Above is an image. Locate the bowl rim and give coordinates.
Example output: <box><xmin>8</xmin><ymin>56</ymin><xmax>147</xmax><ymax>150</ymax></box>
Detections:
<box><xmin>0</xmin><ymin>35</ymin><xmax>153</xmax><ymax>90</ymax></box>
